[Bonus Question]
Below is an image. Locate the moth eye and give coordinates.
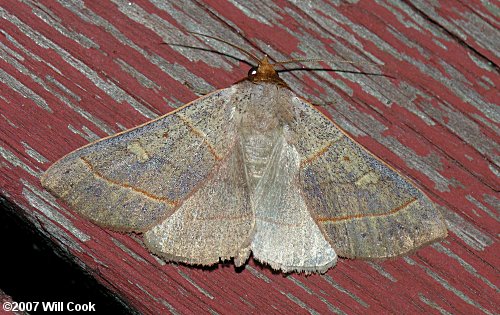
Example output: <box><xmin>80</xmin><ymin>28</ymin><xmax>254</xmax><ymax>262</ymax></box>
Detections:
<box><xmin>248</xmin><ymin>67</ymin><xmax>258</xmax><ymax>77</ymax></box>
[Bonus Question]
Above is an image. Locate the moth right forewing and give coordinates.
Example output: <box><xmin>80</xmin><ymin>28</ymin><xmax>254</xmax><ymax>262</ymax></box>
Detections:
<box><xmin>290</xmin><ymin>97</ymin><xmax>447</xmax><ymax>259</ymax></box>
<box><xmin>41</xmin><ymin>87</ymin><xmax>238</xmax><ymax>232</ymax></box>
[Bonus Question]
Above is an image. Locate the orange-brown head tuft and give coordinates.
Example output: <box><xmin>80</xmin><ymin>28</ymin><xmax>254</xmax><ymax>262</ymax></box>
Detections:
<box><xmin>247</xmin><ymin>56</ymin><xmax>287</xmax><ymax>86</ymax></box>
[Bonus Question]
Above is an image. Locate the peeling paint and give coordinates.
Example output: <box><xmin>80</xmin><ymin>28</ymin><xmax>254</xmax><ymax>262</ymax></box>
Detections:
<box><xmin>0</xmin><ymin>68</ymin><xmax>52</xmax><ymax>112</ymax></box>
<box><xmin>282</xmin><ymin>292</ymin><xmax>320</xmax><ymax>315</ymax></box>
<box><xmin>418</xmin><ymin>293</ymin><xmax>453</xmax><ymax>315</ymax></box>
<box><xmin>317</xmin><ymin>295</ymin><xmax>348</xmax><ymax>315</ymax></box>
<box><xmin>111</xmin><ymin>238</ymin><xmax>148</xmax><ymax>264</ymax></box>
<box><xmin>0</xmin><ymin>146</ymin><xmax>41</xmax><ymax>177</ymax></box>
<box><xmin>67</xmin><ymin>124</ymin><xmax>100</xmax><ymax>143</ymax></box>
<box><xmin>367</xmin><ymin>262</ymin><xmax>397</xmax><ymax>282</ymax></box>
<box><xmin>114</xmin><ymin>58</ymin><xmax>161</xmax><ymax>91</ymax></box>
<box><xmin>432</xmin><ymin>243</ymin><xmax>498</xmax><ymax>292</ymax></box>
<box><xmin>45</xmin><ymin>76</ymin><xmax>117</xmax><ymax>136</ymax></box>
<box><xmin>322</xmin><ymin>274</ymin><xmax>369</xmax><ymax>308</ymax></box>
<box><xmin>176</xmin><ymin>268</ymin><xmax>214</xmax><ymax>300</ymax></box>
<box><xmin>245</xmin><ymin>265</ymin><xmax>272</xmax><ymax>283</ymax></box>
<box><xmin>1</xmin><ymin>7</ymin><xmax>158</xmax><ymax>119</ymax></box>
<box><xmin>443</xmin><ymin>209</ymin><xmax>493</xmax><ymax>251</ymax></box>
<box><xmin>465</xmin><ymin>194</ymin><xmax>499</xmax><ymax>221</ymax></box>
<box><xmin>22</xmin><ymin>186</ymin><xmax>90</xmax><ymax>242</ymax></box>
<box><xmin>288</xmin><ymin>276</ymin><xmax>315</xmax><ymax>294</ymax></box>
<box><xmin>424</xmin><ymin>266</ymin><xmax>493</xmax><ymax>315</ymax></box>
<box><xmin>21</xmin><ymin>141</ymin><xmax>49</xmax><ymax>164</ymax></box>
<box><xmin>22</xmin><ymin>0</ymin><xmax>99</xmax><ymax>49</ymax></box>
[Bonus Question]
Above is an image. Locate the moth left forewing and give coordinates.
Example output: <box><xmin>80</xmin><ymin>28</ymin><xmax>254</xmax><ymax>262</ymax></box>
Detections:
<box><xmin>41</xmin><ymin>87</ymin><xmax>239</xmax><ymax>232</ymax></box>
<box><xmin>288</xmin><ymin>95</ymin><xmax>447</xmax><ymax>259</ymax></box>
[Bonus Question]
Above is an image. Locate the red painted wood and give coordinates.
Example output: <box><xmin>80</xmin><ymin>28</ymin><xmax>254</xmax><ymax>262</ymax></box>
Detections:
<box><xmin>1</xmin><ymin>1</ymin><xmax>498</xmax><ymax>314</ymax></box>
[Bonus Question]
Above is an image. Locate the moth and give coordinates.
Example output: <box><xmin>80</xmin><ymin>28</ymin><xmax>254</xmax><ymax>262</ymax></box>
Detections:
<box><xmin>41</xmin><ymin>40</ymin><xmax>447</xmax><ymax>273</ymax></box>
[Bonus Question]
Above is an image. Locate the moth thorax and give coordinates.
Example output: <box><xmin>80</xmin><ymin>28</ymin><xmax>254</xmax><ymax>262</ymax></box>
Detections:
<box><xmin>240</xmin><ymin>128</ymin><xmax>281</xmax><ymax>193</ymax></box>
<box><xmin>240</xmin><ymin>107</ymin><xmax>280</xmax><ymax>132</ymax></box>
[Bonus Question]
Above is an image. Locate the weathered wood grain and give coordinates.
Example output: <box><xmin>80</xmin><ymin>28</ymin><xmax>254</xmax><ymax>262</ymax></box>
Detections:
<box><xmin>1</xmin><ymin>0</ymin><xmax>498</xmax><ymax>314</ymax></box>
<box><xmin>0</xmin><ymin>289</ymin><xmax>26</xmax><ymax>315</ymax></box>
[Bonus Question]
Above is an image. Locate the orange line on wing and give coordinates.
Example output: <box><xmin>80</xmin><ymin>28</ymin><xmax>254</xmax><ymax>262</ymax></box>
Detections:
<box><xmin>317</xmin><ymin>198</ymin><xmax>418</xmax><ymax>223</ymax></box>
<box><xmin>177</xmin><ymin>113</ymin><xmax>222</xmax><ymax>161</ymax></box>
<box><xmin>80</xmin><ymin>157</ymin><xmax>178</xmax><ymax>207</ymax></box>
<box><xmin>300</xmin><ymin>137</ymin><xmax>342</xmax><ymax>167</ymax></box>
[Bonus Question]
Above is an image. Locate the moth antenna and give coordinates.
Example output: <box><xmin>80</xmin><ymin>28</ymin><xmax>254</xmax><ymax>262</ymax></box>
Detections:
<box><xmin>185</xmin><ymin>30</ymin><xmax>261</xmax><ymax>64</ymax></box>
<box><xmin>274</xmin><ymin>58</ymin><xmax>379</xmax><ymax>68</ymax></box>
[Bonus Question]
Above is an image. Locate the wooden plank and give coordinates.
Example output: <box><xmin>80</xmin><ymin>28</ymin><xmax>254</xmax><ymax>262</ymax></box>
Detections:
<box><xmin>0</xmin><ymin>289</ymin><xmax>27</xmax><ymax>315</ymax></box>
<box><xmin>1</xmin><ymin>0</ymin><xmax>498</xmax><ymax>314</ymax></box>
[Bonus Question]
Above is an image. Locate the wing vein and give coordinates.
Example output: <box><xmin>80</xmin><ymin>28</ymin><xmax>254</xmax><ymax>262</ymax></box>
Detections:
<box><xmin>177</xmin><ymin>113</ymin><xmax>222</xmax><ymax>160</ymax></box>
<box><xmin>300</xmin><ymin>136</ymin><xmax>343</xmax><ymax>167</ymax></box>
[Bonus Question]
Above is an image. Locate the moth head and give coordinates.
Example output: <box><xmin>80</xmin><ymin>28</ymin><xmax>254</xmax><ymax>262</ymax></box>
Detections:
<box><xmin>180</xmin><ymin>31</ymin><xmax>371</xmax><ymax>87</ymax></box>
<box><xmin>247</xmin><ymin>55</ymin><xmax>287</xmax><ymax>86</ymax></box>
